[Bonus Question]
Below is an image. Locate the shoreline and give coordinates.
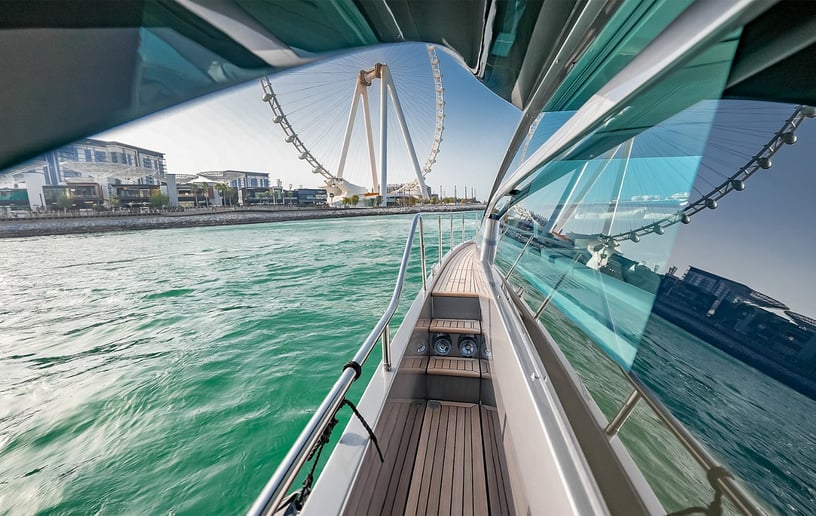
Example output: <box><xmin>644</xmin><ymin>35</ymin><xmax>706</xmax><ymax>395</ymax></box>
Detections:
<box><xmin>651</xmin><ymin>301</ymin><xmax>816</xmax><ymax>400</ymax></box>
<box><xmin>0</xmin><ymin>205</ymin><xmax>484</xmax><ymax>239</ymax></box>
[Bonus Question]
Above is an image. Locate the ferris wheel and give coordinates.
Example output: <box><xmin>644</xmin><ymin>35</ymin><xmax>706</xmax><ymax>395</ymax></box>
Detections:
<box><xmin>261</xmin><ymin>44</ymin><xmax>445</xmax><ymax>204</ymax></box>
<box><xmin>605</xmin><ymin>103</ymin><xmax>814</xmax><ymax>243</ymax></box>
<box><xmin>519</xmin><ymin>100</ymin><xmax>814</xmax><ymax>249</ymax></box>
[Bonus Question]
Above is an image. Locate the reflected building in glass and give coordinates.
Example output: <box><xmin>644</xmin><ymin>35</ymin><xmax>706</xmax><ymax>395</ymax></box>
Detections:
<box><xmin>487</xmin><ymin>32</ymin><xmax>816</xmax><ymax>511</ymax></box>
<box><xmin>654</xmin><ymin>265</ymin><xmax>816</xmax><ymax>394</ymax></box>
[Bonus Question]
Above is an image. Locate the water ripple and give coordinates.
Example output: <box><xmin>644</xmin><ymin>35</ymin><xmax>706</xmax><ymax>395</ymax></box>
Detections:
<box><xmin>0</xmin><ymin>214</ymin><xmax>479</xmax><ymax>514</ymax></box>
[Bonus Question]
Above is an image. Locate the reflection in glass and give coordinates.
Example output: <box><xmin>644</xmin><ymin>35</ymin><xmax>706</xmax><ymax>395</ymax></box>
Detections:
<box><xmin>633</xmin><ymin>110</ymin><xmax>816</xmax><ymax>513</ymax></box>
<box><xmin>499</xmin><ymin>103</ymin><xmax>816</xmax><ymax>513</ymax></box>
<box><xmin>498</xmin><ymin>100</ymin><xmax>726</xmax><ymax>368</ymax></box>
<box><xmin>494</xmin><ymin>29</ymin><xmax>746</xmax><ymax>368</ymax></box>
<box><xmin>493</xmin><ymin>21</ymin><xmax>816</xmax><ymax>511</ymax></box>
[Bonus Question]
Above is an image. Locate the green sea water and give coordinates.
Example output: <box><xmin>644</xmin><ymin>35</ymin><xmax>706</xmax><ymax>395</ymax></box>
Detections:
<box><xmin>0</xmin><ymin>214</ymin><xmax>477</xmax><ymax>514</ymax></box>
<box><xmin>1</xmin><ymin>213</ymin><xmax>814</xmax><ymax>514</ymax></box>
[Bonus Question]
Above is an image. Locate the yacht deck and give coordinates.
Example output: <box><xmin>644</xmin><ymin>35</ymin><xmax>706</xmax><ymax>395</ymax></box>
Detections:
<box><xmin>432</xmin><ymin>246</ymin><xmax>489</xmax><ymax>298</ymax></box>
<box><xmin>343</xmin><ymin>400</ymin><xmax>513</xmax><ymax>515</ymax></box>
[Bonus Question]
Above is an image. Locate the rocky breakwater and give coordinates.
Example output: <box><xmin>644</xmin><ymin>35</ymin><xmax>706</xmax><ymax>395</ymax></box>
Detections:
<box><xmin>0</xmin><ymin>205</ymin><xmax>484</xmax><ymax>238</ymax></box>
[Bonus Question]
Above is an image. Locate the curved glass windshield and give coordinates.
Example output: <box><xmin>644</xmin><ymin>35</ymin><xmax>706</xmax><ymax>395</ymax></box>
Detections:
<box><xmin>494</xmin><ymin>11</ymin><xmax>816</xmax><ymax>513</ymax></box>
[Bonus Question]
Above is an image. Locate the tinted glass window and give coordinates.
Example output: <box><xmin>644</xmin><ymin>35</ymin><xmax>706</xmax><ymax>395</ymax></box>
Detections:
<box><xmin>494</xmin><ymin>23</ymin><xmax>816</xmax><ymax>515</ymax></box>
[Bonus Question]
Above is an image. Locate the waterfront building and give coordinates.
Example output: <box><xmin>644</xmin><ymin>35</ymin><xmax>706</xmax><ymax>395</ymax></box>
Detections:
<box><xmin>1</xmin><ymin>139</ymin><xmax>167</xmax><ymax>210</ymax></box>
<box><xmin>281</xmin><ymin>189</ymin><xmax>298</xmax><ymax>205</ymax></box>
<box><xmin>63</xmin><ymin>139</ymin><xmax>166</xmax><ymax>180</ymax></box>
<box><xmin>655</xmin><ymin>274</ymin><xmax>717</xmax><ymax>315</ymax></box>
<box><xmin>720</xmin><ymin>303</ymin><xmax>812</xmax><ymax>361</ymax></box>
<box><xmin>191</xmin><ymin>171</ymin><xmax>270</xmax><ymax>206</ymax></box>
<box><xmin>233</xmin><ymin>171</ymin><xmax>269</xmax><ymax>189</ymax></box>
<box><xmin>167</xmin><ymin>175</ymin><xmax>221</xmax><ymax>207</ymax></box>
<box><xmin>43</xmin><ymin>182</ymin><xmax>105</xmax><ymax>210</ymax></box>
<box><xmin>295</xmin><ymin>188</ymin><xmax>327</xmax><ymax>206</ymax></box>
<box><xmin>239</xmin><ymin>187</ymin><xmax>326</xmax><ymax>206</ymax></box>
<box><xmin>783</xmin><ymin>312</ymin><xmax>816</xmax><ymax>372</ymax></box>
<box><xmin>195</xmin><ymin>170</ymin><xmax>269</xmax><ymax>190</ymax></box>
<box><xmin>655</xmin><ymin>266</ymin><xmax>816</xmax><ymax>377</ymax></box>
<box><xmin>9</xmin><ymin>139</ymin><xmax>166</xmax><ymax>186</ymax></box>
<box><xmin>110</xmin><ymin>184</ymin><xmax>162</xmax><ymax>208</ymax></box>
<box><xmin>682</xmin><ymin>266</ymin><xmax>787</xmax><ymax>315</ymax></box>
<box><xmin>170</xmin><ymin>174</ymin><xmax>289</xmax><ymax>207</ymax></box>
<box><xmin>0</xmin><ymin>188</ymin><xmax>29</xmax><ymax>211</ymax></box>
<box><xmin>241</xmin><ymin>187</ymin><xmax>272</xmax><ymax>205</ymax></box>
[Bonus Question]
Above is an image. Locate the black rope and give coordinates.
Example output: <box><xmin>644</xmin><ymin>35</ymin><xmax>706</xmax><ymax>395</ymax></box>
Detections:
<box><xmin>343</xmin><ymin>360</ymin><xmax>362</xmax><ymax>380</ymax></box>
<box><xmin>288</xmin><ymin>415</ymin><xmax>338</xmax><ymax>511</ymax></box>
<box><xmin>277</xmin><ymin>397</ymin><xmax>384</xmax><ymax>513</ymax></box>
<box><xmin>341</xmin><ymin>398</ymin><xmax>384</xmax><ymax>463</ymax></box>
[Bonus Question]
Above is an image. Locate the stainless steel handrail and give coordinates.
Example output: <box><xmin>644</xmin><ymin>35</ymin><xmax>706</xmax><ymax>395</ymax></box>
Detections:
<box><xmin>504</xmin><ymin>233</ymin><xmax>534</xmax><ymax>280</ymax></box>
<box><xmin>248</xmin><ymin>212</ymin><xmax>481</xmax><ymax>516</ymax></box>
<box><xmin>609</xmin><ymin>372</ymin><xmax>763</xmax><ymax>515</ymax></box>
<box><xmin>498</xmin><ymin>222</ymin><xmax>764</xmax><ymax>514</ymax></box>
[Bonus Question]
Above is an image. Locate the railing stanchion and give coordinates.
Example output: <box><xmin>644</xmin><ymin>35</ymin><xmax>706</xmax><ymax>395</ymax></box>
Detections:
<box><xmin>438</xmin><ymin>215</ymin><xmax>443</xmax><ymax>264</ymax></box>
<box><xmin>382</xmin><ymin>323</ymin><xmax>391</xmax><ymax>371</ymax></box>
<box><xmin>605</xmin><ymin>389</ymin><xmax>641</xmax><ymax>436</ymax></box>
<box><xmin>504</xmin><ymin>234</ymin><xmax>533</xmax><ymax>280</ymax></box>
<box><xmin>419</xmin><ymin>217</ymin><xmax>427</xmax><ymax>291</ymax></box>
<box><xmin>461</xmin><ymin>214</ymin><xmax>465</xmax><ymax>243</ymax></box>
<box><xmin>449</xmin><ymin>213</ymin><xmax>454</xmax><ymax>249</ymax></box>
<box><xmin>623</xmin><ymin>372</ymin><xmax>762</xmax><ymax>514</ymax></box>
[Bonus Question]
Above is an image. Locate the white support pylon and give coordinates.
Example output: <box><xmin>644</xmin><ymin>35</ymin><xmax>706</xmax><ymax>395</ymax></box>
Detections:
<box><xmin>601</xmin><ymin>138</ymin><xmax>634</xmax><ymax>237</ymax></box>
<box><xmin>379</xmin><ymin>64</ymin><xmax>388</xmax><ymax>206</ymax></box>
<box><xmin>383</xmin><ymin>65</ymin><xmax>430</xmax><ymax>200</ymax></box>
<box><xmin>336</xmin><ymin>75</ymin><xmax>380</xmax><ymax>194</ymax></box>
<box><xmin>335</xmin><ymin>80</ymin><xmax>364</xmax><ymax>181</ymax></box>
<box><xmin>342</xmin><ymin>62</ymin><xmax>432</xmax><ymax>205</ymax></box>
<box><xmin>360</xmin><ymin>87</ymin><xmax>378</xmax><ymax>194</ymax></box>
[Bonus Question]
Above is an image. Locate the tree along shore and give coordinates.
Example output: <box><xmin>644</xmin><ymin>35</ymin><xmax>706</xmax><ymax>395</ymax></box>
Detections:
<box><xmin>0</xmin><ymin>205</ymin><xmax>485</xmax><ymax>238</ymax></box>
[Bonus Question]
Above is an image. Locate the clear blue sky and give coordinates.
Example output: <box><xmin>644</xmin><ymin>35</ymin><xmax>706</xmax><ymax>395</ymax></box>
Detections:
<box><xmin>98</xmin><ymin>43</ymin><xmax>521</xmax><ymax>201</ymax></box>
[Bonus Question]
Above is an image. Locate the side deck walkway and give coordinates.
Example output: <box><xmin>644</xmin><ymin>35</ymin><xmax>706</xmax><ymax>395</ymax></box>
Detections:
<box><xmin>432</xmin><ymin>245</ymin><xmax>489</xmax><ymax>298</ymax></box>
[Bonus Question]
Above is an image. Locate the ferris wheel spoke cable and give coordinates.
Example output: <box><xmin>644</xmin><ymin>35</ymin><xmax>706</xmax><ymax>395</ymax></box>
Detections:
<box><xmin>607</xmin><ymin>104</ymin><xmax>813</xmax><ymax>242</ymax></box>
<box><xmin>568</xmin><ymin>104</ymin><xmax>803</xmax><ymax>238</ymax></box>
<box><xmin>261</xmin><ymin>45</ymin><xmax>445</xmax><ymax>199</ymax></box>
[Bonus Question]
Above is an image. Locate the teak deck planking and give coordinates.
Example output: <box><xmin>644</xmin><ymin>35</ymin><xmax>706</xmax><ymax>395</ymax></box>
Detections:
<box><xmin>344</xmin><ymin>400</ymin><xmax>514</xmax><ymax>515</ymax></box>
<box><xmin>428</xmin><ymin>318</ymin><xmax>481</xmax><ymax>334</ymax></box>
<box><xmin>341</xmin><ymin>244</ymin><xmax>508</xmax><ymax>515</ymax></box>
<box><xmin>432</xmin><ymin>246</ymin><xmax>489</xmax><ymax>298</ymax></box>
<box><xmin>427</xmin><ymin>357</ymin><xmax>480</xmax><ymax>378</ymax></box>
